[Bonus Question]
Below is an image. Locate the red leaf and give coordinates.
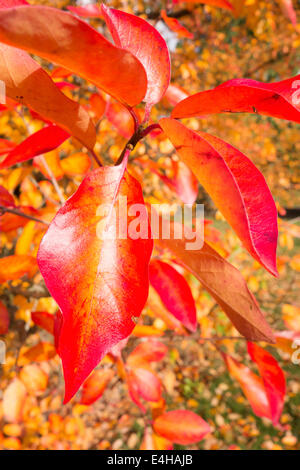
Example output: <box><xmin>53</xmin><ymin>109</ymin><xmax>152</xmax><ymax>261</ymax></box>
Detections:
<box><xmin>172</xmin><ymin>76</ymin><xmax>300</xmax><ymax>123</ymax></box>
<box><xmin>140</xmin><ymin>158</ymin><xmax>198</xmax><ymax>205</ymax></box>
<box><xmin>155</xmin><ymin>226</ymin><xmax>275</xmax><ymax>343</ymax></box>
<box><xmin>0</xmin><ymin>185</ymin><xmax>15</xmax><ymax>208</ymax></box>
<box><xmin>0</xmin><ymin>126</ymin><xmax>69</xmax><ymax>169</ymax></box>
<box><xmin>159</xmin><ymin>118</ymin><xmax>278</xmax><ymax>276</ymax></box>
<box><xmin>149</xmin><ymin>259</ymin><xmax>197</xmax><ymax>332</ymax></box>
<box><xmin>90</xmin><ymin>93</ymin><xmax>106</xmax><ymax>120</ymax></box>
<box><xmin>154</xmin><ymin>410</ymin><xmax>211</xmax><ymax>445</ymax></box>
<box><xmin>127</xmin><ymin>367</ymin><xmax>162</xmax><ymax>406</ymax></box>
<box><xmin>0</xmin><ymin>138</ymin><xmax>16</xmax><ymax>156</ymax></box>
<box><xmin>164</xmin><ymin>84</ymin><xmax>189</xmax><ymax>107</ymax></box>
<box><xmin>80</xmin><ymin>369</ymin><xmax>114</xmax><ymax>405</ymax></box>
<box><xmin>0</xmin><ymin>0</ymin><xmax>27</xmax><ymax>6</ymax></box>
<box><xmin>101</xmin><ymin>4</ymin><xmax>170</xmax><ymax>106</ymax></box>
<box><xmin>0</xmin><ymin>5</ymin><xmax>147</xmax><ymax>107</ymax></box>
<box><xmin>161</xmin><ymin>10</ymin><xmax>193</xmax><ymax>39</ymax></box>
<box><xmin>247</xmin><ymin>342</ymin><xmax>286</xmax><ymax>426</ymax></box>
<box><xmin>127</xmin><ymin>340</ymin><xmax>168</xmax><ymax>367</ymax></box>
<box><xmin>67</xmin><ymin>4</ymin><xmax>103</xmax><ymax>19</ymax></box>
<box><xmin>106</xmin><ymin>99</ymin><xmax>136</xmax><ymax>139</ymax></box>
<box><xmin>31</xmin><ymin>311</ymin><xmax>55</xmax><ymax>335</ymax></box>
<box><xmin>278</xmin><ymin>0</ymin><xmax>297</xmax><ymax>25</ymax></box>
<box><xmin>3</xmin><ymin>378</ymin><xmax>27</xmax><ymax>424</ymax></box>
<box><xmin>37</xmin><ymin>167</ymin><xmax>153</xmax><ymax>403</ymax></box>
<box><xmin>223</xmin><ymin>353</ymin><xmax>272</xmax><ymax>420</ymax></box>
<box><xmin>0</xmin><ymin>299</ymin><xmax>9</xmax><ymax>334</ymax></box>
<box><xmin>0</xmin><ymin>43</ymin><xmax>96</xmax><ymax>149</ymax></box>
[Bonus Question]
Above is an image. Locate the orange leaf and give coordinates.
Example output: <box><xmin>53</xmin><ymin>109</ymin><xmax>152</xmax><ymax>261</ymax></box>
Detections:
<box><xmin>127</xmin><ymin>340</ymin><xmax>168</xmax><ymax>367</ymax></box>
<box><xmin>0</xmin><ymin>5</ymin><xmax>147</xmax><ymax>107</ymax></box>
<box><xmin>19</xmin><ymin>364</ymin><xmax>48</xmax><ymax>395</ymax></box>
<box><xmin>155</xmin><ymin>229</ymin><xmax>275</xmax><ymax>343</ymax></box>
<box><xmin>247</xmin><ymin>342</ymin><xmax>285</xmax><ymax>426</ymax></box>
<box><xmin>161</xmin><ymin>10</ymin><xmax>193</xmax><ymax>39</ymax></box>
<box><xmin>37</xmin><ymin>167</ymin><xmax>153</xmax><ymax>403</ymax></box>
<box><xmin>0</xmin><ymin>255</ymin><xmax>37</xmax><ymax>283</ymax></box>
<box><xmin>0</xmin><ymin>44</ymin><xmax>96</xmax><ymax>150</ymax></box>
<box><xmin>154</xmin><ymin>410</ymin><xmax>211</xmax><ymax>445</ymax></box>
<box><xmin>60</xmin><ymin>152</ymin><xmax>91</xmax><ymax>177</ymax></box>
<box><xmin>3</xmin><ymin>379</ymin><xmax>27</xmax><ymax>423</ymax></box>
<box><xmin>223</xmin><ymin>353</ymin><xmax>272</xmax><ymax>420</ymax></box>
<box><xmin>31</xmin><ymin>311</ymin><xmax>55</xmax><ymax>335</ymax></box>
<box><xmin>80</xmin><ymin>369</ymin><xmax>114</xmax><ymax>405</ymax></box>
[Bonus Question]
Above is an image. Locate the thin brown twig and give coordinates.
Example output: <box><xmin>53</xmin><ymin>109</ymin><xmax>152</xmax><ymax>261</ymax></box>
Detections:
<box><xmin>0</xmin><ymin>205</ymin><xmax>49</xmax><ymax>226</ymax></box>
<box><xmin>39</xmin><ymin>155</ymin><xmax>65</xmax><ymax>205</ymax></box>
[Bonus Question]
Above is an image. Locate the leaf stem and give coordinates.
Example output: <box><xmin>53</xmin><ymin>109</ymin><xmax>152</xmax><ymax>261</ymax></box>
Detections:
<box><xmin>115</xmin><ymin>123</ymin><xmax>161</xmax><ymax>166</ymax></box>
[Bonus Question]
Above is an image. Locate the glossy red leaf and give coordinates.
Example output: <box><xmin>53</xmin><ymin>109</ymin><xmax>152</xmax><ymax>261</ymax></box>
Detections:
<box><xmin>247</xmin><ymin>342</ymin><xmax>286</xmax><ymax>426</ymax></box>
<box><xmin>127</xmin><ymin>340</ymin><xmax>168</xmax><ymax>367</ymax></box>
<box><xmin>0</xmin><ymin>43</ymin><xmax>96</xmax><ymax>149</ymax></box>
<box><xmin>101</xmin><ymin>4</ymin><xmax>170</xmax><ymax>106</ymax></box>
<box><xmin>160</xmin><ymin>118</ymin><xmax>278</xmax><ymax>276</ymax></box>
<box><xmin>67</xmin><ymin>4</ymin><xmax>103</xmax><ymax>19</ymax></box>
<box><xmin>155</xmin><ymin>226</ymin><xmax>275</xmax><ymax>343</ymax></box>
<box><xmin>172</xmin><ymin>76</ymin><xmax>300</xmax><ymax>123</ymax></box>
<box><xmin>149</xmin><ymin>259</ymin><xmax>197</xmax><ymax>332</ymax></box>
<box><xmin>0</xmin><ymin>126</ymin><xmax>69</xmax><ymax>169</ymax></box>
<box><xmin>161</xmin><ymin>10</ymin><xmax>193</xmax><ymax>39</ymax></box>
<box><xmin>223</xmin><ymin>353</ymin><xmax>272</xmax><ymax>420</ymax></box>
<box><xmin>80</xmin><ymin>369</ymin><xmax>114</xmax><ymax>406</ymax></box>
<box><xmin>154</xmin><ymin>410</ymin><xmax>211</xmax><ymax>445</ymax></box>
<box><xmin>31</xmin><ymin>311</ymin><xmax>55</xmax><ymax>335</ymax></box>
<box><xmin>0</xmin><ymin>299</ymin><xmax>9</xmax><ymax>334</ymax></box>
<box><xmin>0</xmin><ymin>185</ymin><xmax>15</xmax><ymax>208</ymax></box>
<box><xmin>0</xmin><ymin>5</ymin><xmax>147</xmax><ymax>107</ymax></box>
<box><xmin>37</xmin><ymin>167</ymin><xmax>153</xmax><ymax>403</ymax></box>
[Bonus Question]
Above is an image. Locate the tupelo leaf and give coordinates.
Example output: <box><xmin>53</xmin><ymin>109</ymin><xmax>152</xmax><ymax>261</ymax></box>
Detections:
<box><xmin>37</xmin><ymin>166</ymin><xmax>153</xmax><ymax>403</ymax></box>
<box><xmin>0</xmin><ymin>5</ymin><xmax>147</xmax><ymax>107</ymax></box>
<box><xmin>101</xmin><ymin>4</ymin><xmax>170</xmax><ymax>106</ymax></box>
<box><xmin>160</xmin><ymin>118</ymin><xmax>278</xmax><ymax>276</ymax></box>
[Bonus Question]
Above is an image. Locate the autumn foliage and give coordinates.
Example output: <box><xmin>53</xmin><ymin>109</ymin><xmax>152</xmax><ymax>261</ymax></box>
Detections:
<box><xmin>0</xmin><ymin>0</ymin><xmax>299</xmax><ymax>451</ymax></box>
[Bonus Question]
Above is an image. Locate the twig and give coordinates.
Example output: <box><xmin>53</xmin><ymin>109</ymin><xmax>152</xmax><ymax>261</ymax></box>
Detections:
<box><xmin>39</xmin><ymin>155</ymin><xmax>65</xmax><ymax>205</ymax></box>
<box><xmin>89</xmin><ymin>148</ymin><xmax>103</xmax><ymax>167</ymax></box>
<box><xmin>0</xmin><ymin>205</ymin><xmax>49</xmax><ymax>226</ymax></box>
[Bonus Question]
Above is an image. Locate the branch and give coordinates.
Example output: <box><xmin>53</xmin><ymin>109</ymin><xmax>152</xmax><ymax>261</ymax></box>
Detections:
<box><xmin>0</xmin><ymin>205</ymin><xmax>49</xmax><ymax>226</ymax></box>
